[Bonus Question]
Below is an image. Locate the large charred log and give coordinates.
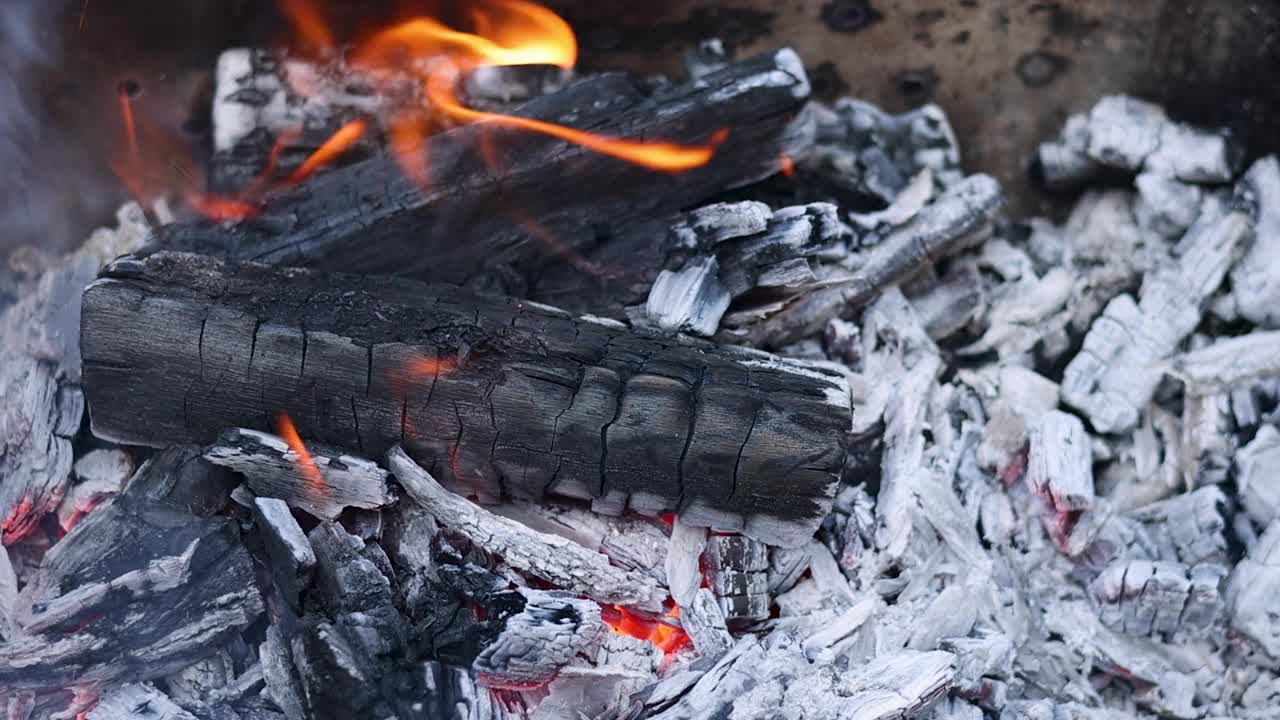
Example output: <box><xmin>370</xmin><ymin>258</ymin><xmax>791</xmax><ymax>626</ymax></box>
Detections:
<box><xmin>81</xmin><ymin>252</ymin><xmax>850</xmax><ymax>547</ymax></box>
<box><xmin>146</xmin><ymin>50</ymin><xmax>809</xmax><ymax>292</ymax></box>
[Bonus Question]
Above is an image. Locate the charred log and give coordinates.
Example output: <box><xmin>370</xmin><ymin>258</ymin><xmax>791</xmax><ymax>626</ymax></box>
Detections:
<box><xmin>148</xmin><ymin>50</ymin><xmax>809</xmax><ymax>292</ymax></box>
<box><xmin>81</xmin><ymin>251</ymin><xmax>850</xmax><ymax>547</ymax></box>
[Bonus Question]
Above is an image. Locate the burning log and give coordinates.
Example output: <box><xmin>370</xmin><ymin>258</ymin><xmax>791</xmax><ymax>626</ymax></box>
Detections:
<box><xmin>81</xmin><ymin>251</ymin><xmax>851</xmax><ymax>547</ymax></box>
<box><xmin>148</xmin><ymin>49</ymin><xmax>809</xmax><ymax>290</ymax></box>
<box><xmin>388</xmin><ymin>447</ymin><xmax>664</xmax><ymax>612</ymax></box>
<box><xmin>205</xmin><ymin>427</ymin><xmax>394</xmax><ymax>520</ymax></box>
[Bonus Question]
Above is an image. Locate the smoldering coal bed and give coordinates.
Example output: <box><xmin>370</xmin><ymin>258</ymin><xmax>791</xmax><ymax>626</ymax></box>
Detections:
<box><xmin>4</xmin><ymin>2</ymin><xmax>1280</xmax><ymax>719</ymax></box>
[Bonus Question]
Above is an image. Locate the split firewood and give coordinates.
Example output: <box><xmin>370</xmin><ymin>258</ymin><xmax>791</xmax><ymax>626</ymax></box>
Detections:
<box><xmin>1128</xmin><ymin>486</ymin><xmax>1230</xmax><ymax>567</ymax></box>
<box><xmin>205</xmin><ymin>428</ymin><xmax>394</xmax><ymax>520</ymax></box>
<box><xmin>1087</xmin><ymin>559</ymin><xmax>1224</xmax><ymax>637</ymax></box>
<box><xmin>666</xmin><ymin>515</ymin><xmax>707</xmax><ymax>608</ymax></box>
<box><xmin>150</xmin><ymin>49</ymin><xmax>809</xmax><ymax>290</ymax></box>
<box><xmin>260</xmin><ymin>624</ymin><xmax>307</xmax><ymax>720</ymax></box>
<box><xmin>489</xmin><ymin>500</ymin><xmax>670</xmax><ymax>586</ymax></box>
<box><xmin>472</xmin><ymin>589</ymin><xmax>606</xmax><ymax>689</ymax></box>
<box><xmin>82</xmin><ymin>251</ymin><xmax>851</xmax><ymax>547</ymax></box>
<box><xmin>680</xmin><ymin>588</ymin><xmax>734</xmax><ymax>661</ymax></box>
<box><xmin>904</xmin><ymin>260</ymin><xmax>985</xmax><ymax>341</ymax></box>
<box><xmin>702</xmin><ymin>534</ymin><xmax>770</xmax><ymax>623</ymax></box>
<box><xmin>209</xmin><ymin>48</ymin><xmax>400</xmax><ymax>193</ymax></box>
<box><xmin>0</xmin><ymin>494</ymin><xmax>263</xmax><ymax>690</ymax></box>
<box><xmin>389</xmin><ymin>446</ymin><xmax>664</xmax><ymax>611</ymax></box>
<box><xmin>121</xmin><ymin>445</ymin><xmax>240</xmax><ymax>518</ymax></box>
<box><xmin>1062</xmin><ymin>189</ymin><xmax>1255</xmax><ymax>433</ymax></box>
<box><xmin>54</xmin><ymin>448</ymin><xmax>133</xmax><ymax>532</ymax></box>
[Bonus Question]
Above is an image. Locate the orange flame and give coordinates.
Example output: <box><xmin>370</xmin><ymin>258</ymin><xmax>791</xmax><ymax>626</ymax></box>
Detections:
<box><xmin>346</xmin><ymin>0</ymin><xmax>722</xmax><ymax>174</ymax></box>
<box><xmin>119</xmin><ymin>92</ymin><xmax>141</xmax><ymax>171</ymax></box>
<box><xmin>354</xmin><ymin>2</ymin><xmax>577</xmax><ymax>70</ymax></box>
<box><xmin>276</xmin><ymin>414</ymin><xmax>327</xmax><ymax>494</ymax></box>
<box><xmin>780</xmin><ymin>153</ymin><xmax>795</xmax><ymax>178</ymax></box>
<box><xmin>114</xmin><ymin>1</ymin><xmax>725</xmax><ymax>222</ymax></box>
<box><xmin>288</xmin><ymin>119</ymin><xmax>369</xmax><ymax>184</ymax></box>
<box><xmin>427</xmin><ymin>72</ymin><xmax>727</xmax><ymax>171</ymax></box>
<box><xmin>278</xmin><ymin>0</ymin><xmax>335</xmax><ymax>50</ymax></box>
<box><xmin>604</xmin><ymin>605</ymin><xmax>690</xmax><ymax>655</ymax></box>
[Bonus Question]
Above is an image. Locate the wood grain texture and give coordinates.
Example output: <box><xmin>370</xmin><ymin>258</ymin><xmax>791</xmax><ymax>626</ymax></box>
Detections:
<box><xmin>146</xmin><ymin>49</ymin><xmax>808</xmax><ymax>291</ymax></box>
<box><xmin>81</xmin><ymin>251</ymin><xmax>850</xmax><ymax>546</ymax></box>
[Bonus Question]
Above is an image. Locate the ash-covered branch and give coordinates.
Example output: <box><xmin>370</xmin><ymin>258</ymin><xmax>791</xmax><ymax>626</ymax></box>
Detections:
<box><xmin>388</xmin><ymin>446</ymin><xmax>663</xmax><ymax>611</ymax></box>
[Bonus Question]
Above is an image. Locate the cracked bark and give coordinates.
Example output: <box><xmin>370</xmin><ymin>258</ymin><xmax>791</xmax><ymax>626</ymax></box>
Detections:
<box><xmin>81</xmin><ymin>251</ymin><xmax>849</xmax><ymax>546</ymax></box>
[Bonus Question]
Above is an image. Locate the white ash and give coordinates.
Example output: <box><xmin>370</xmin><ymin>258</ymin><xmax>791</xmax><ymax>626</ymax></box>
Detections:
<box><xmin>1236</xmin><ymin>426</ymin><xmax>1280</xmax><ymax>527</ymax></box>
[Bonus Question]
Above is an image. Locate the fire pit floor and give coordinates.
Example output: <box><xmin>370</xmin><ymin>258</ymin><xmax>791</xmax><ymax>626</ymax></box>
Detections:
<box><xmin>2</xmin><ymin>3</ymin><xmax>1280</xmax><ymax>719</ymax></box>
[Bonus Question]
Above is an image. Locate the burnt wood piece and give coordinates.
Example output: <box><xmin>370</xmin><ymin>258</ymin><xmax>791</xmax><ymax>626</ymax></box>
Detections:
<box><xmin>147</xmin><ymin>49</ymin><xmax>809</xmax><ymax>289</ymax></box>
<box><xmin>0</xmin><ymin>494</ymin><xmax>263</xmax><ymax>690</ymax></box>
<box><xmin>389</xmin><ymin>447</ymin><xmax>664</xmax><ymax>612</ymax></box>
<box><xmin>81</xmin><ymin>252</ymin><xmax>850</xmax><ymax>547</ymax></box>
<box><xmin>205</xmin><ymin>427</ymin><xmax>394</xmax><ymax>520</ymax></box>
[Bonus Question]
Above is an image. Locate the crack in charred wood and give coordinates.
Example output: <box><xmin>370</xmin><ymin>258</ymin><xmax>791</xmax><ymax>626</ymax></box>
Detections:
<box><xmin>197</xmin><ymin>313</ymin><xmax>208</xmax><ymax>380</ymax></box>
<box><xmin>83</xmin><ymin>252</ymin><xmax>847</xmax><ymax>545</ymax></box>
<box><xmin>247</xmin><ymin>316</ymin><xmax>261</xmax><ymax>379</ymax></box>
<box><xmin>677</xmin><ymin>366</ymin><xmax>709</xmax><ymax>512</ymax></box>
<box><xmin>599</xmin><ymin>380</ymin><xmax>626</xmax><ymax>499</ymax></box>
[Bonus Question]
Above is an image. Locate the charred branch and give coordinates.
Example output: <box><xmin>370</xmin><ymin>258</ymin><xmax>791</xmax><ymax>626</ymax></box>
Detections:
<box><xmin>81</xmin><ymin>252</ymin><xmax>850</xmax><ymax>546</ymax></box>
<box><xmin>149</xmin><ymin>50</ymin><xmax>809</xmax><ymax>291</ymax></box>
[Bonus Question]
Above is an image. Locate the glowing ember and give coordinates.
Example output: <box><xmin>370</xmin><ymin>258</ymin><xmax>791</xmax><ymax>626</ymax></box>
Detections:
<box><xmin>59</xmin><ymin>495</ymin><xmax>110</xmax><ymax>536</ymax></box>
<box><xmin>1</xmin><ymin>496</ymin><xmax>37</xmax><ymax>545</ymax></box>
<box><xmin>780</xmin><ymin>152</ymin><xmax>796</xmax><ymax>178</ymax></box>
<box><xmin>276</xmin><ymin>414</ymin><xmax>327</xmax><ymax>494</ymax></box>
<box><xmin>603</xmin><ymin>605</ymin><xmax>690</xmax><ymax>655</ymax></box>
